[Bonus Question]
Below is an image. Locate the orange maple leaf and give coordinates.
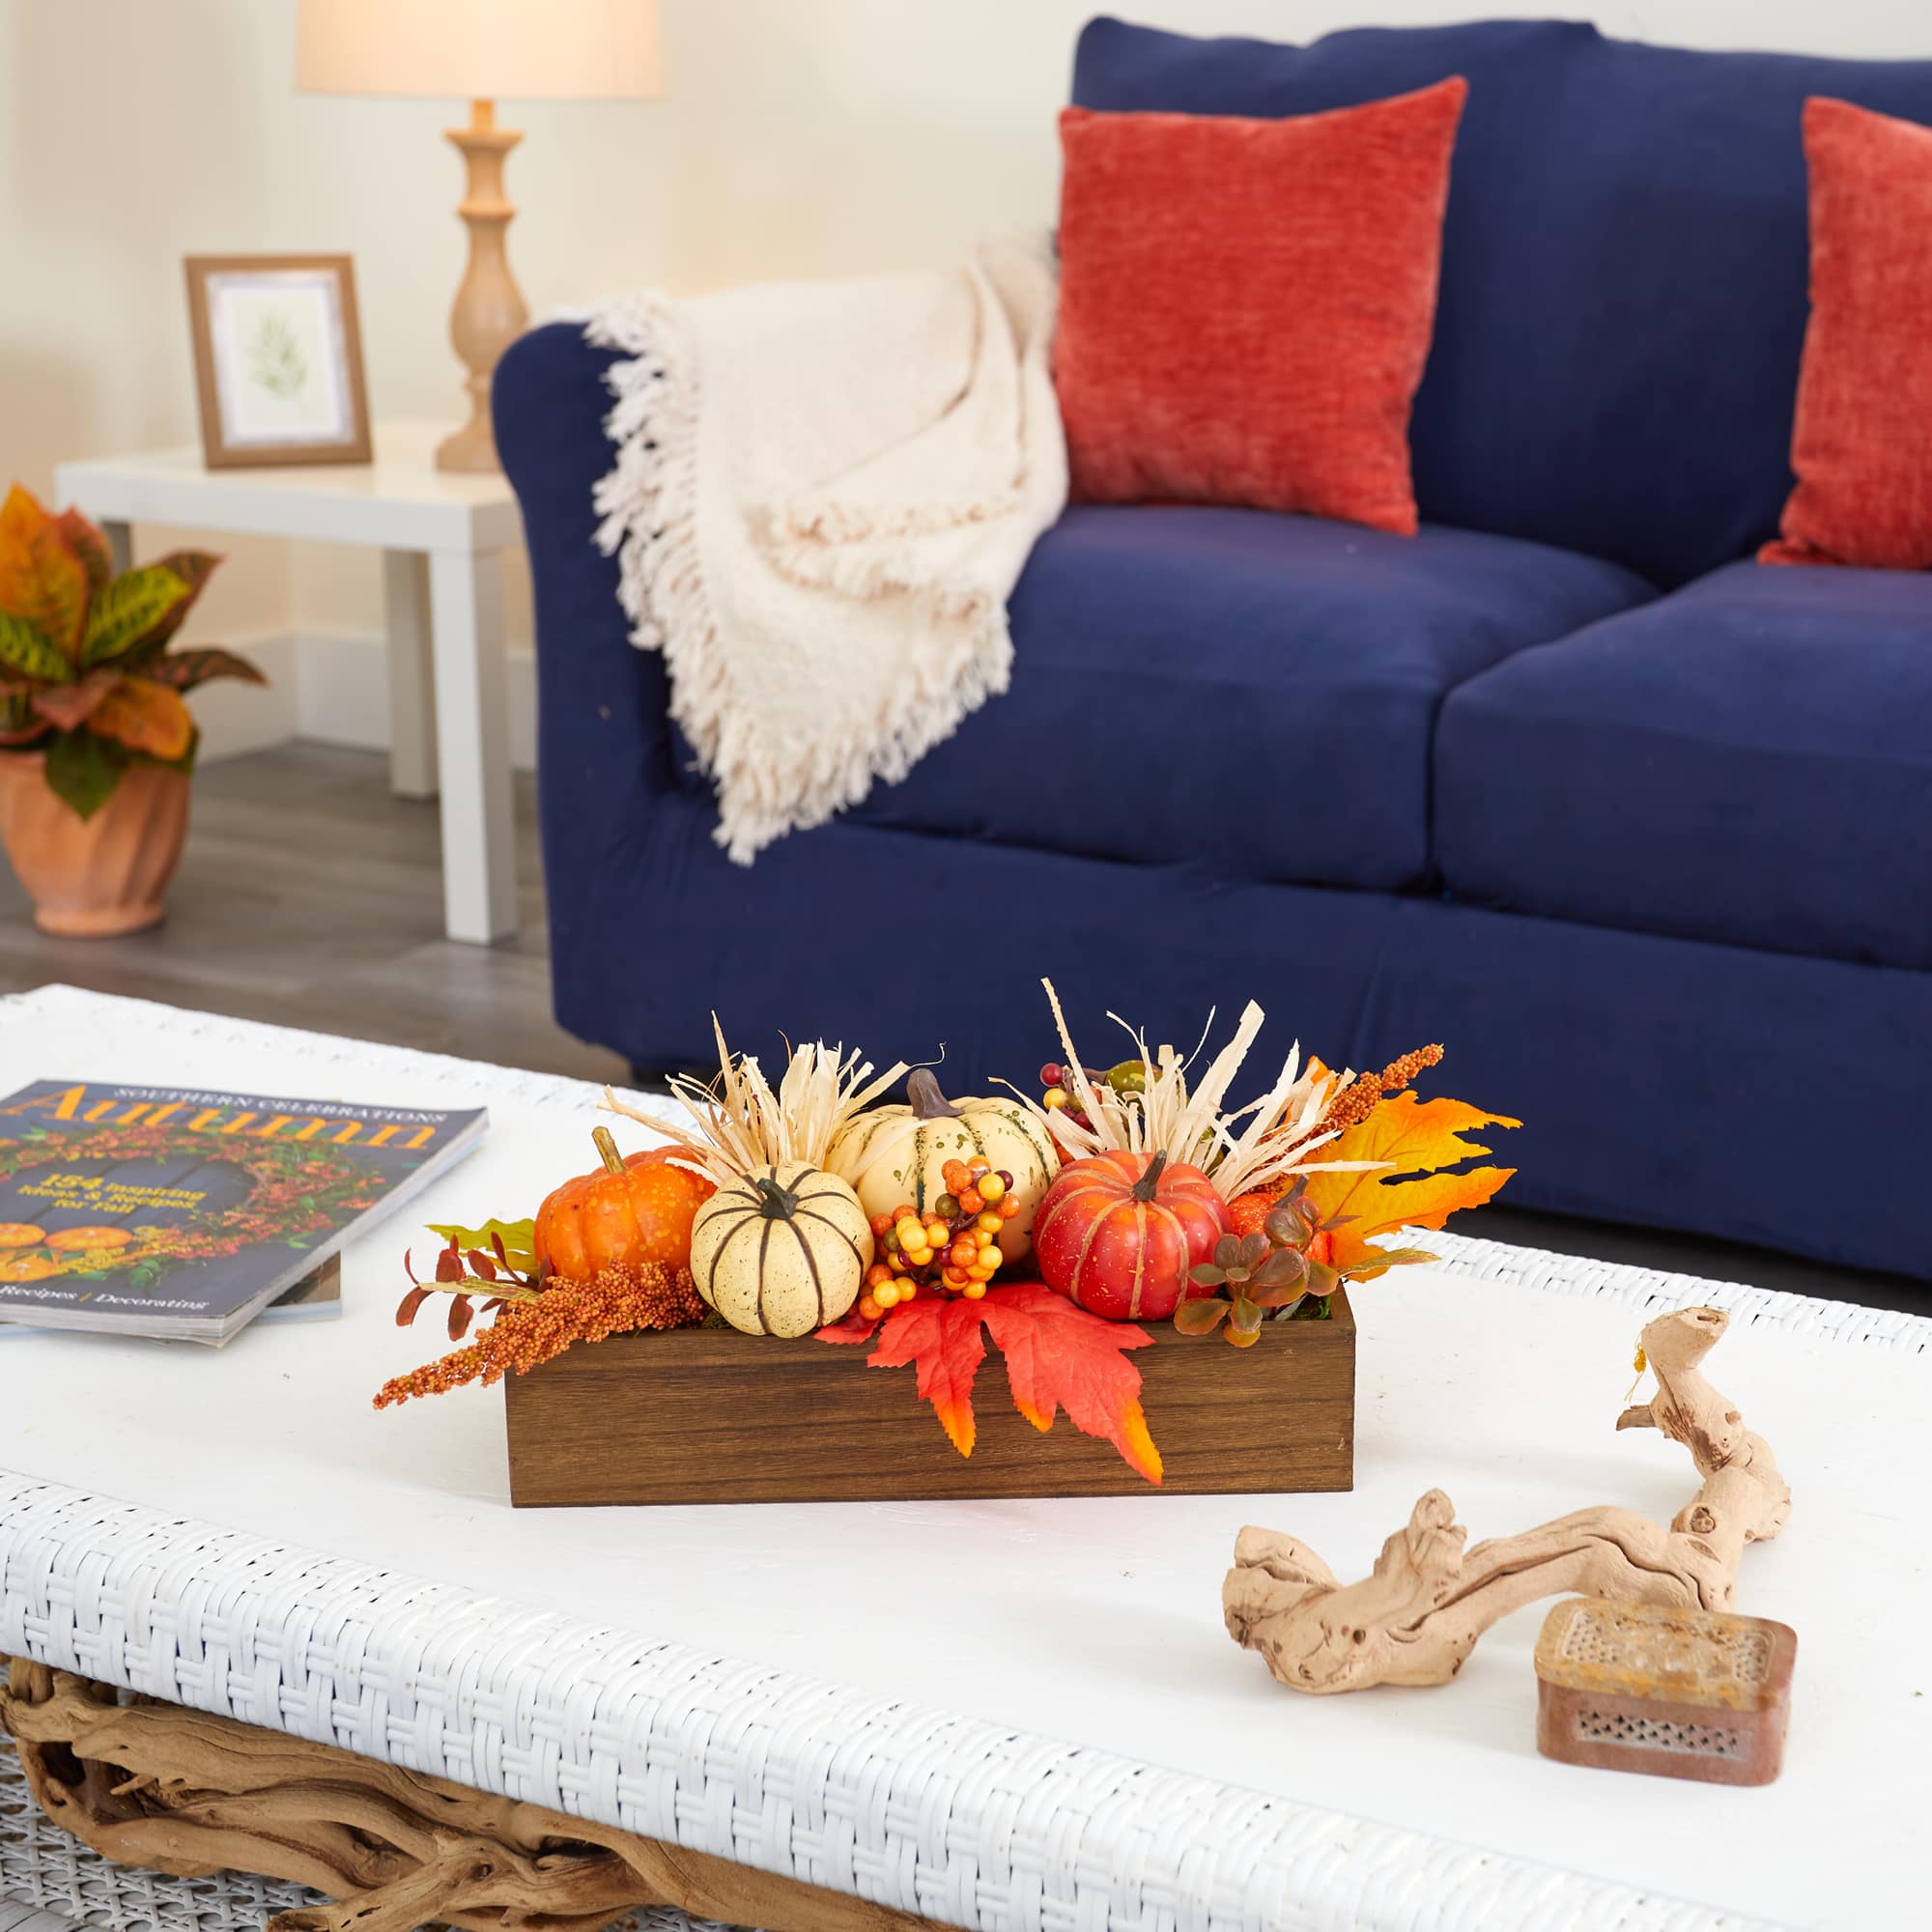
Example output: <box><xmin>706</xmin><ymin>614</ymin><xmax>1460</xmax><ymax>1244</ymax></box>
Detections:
<box><xmin>1302</xmin><ymin>1093</ymin><xmax>1519</xmax><ymax>1277</ymax></box>
<box><xmin>867</xmin><ymin>1293</ymin><xmax>988</xmax><ymax>1456</ymax></box>
<box><xmin>822</xmin><ymin>1285</ymin><xmax>1163</xmax><ymax>1482</ymax></box>
<box><xmin>982</xmin><ymin>1284</ymin><xmax>1161</xmax><ymax>1483</ymax></box>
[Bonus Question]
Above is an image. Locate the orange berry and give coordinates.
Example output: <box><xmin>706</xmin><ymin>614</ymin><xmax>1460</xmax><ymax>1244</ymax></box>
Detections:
<box><xmin>942</xmin><ymin>1265</ymin><xmax>969</xmax><ymax>1287</ymax></box>
<box><xmin>858</xmin><ymin>1294</ymin><xmax>881</xmax><ymax>1322</ymax></box>
<box><xmin>967</xmin><ymin>1155</ymin><xmax>990</xmax><ymax>1175</ymax></box>
<box><xmin>948</xmin><ymin>1239</ymin><xmax>976</xmax><ymax>1268</ymax></box>
<box><xmin>869</xmin><ymin>1212</ymin><xmax>895</xmax><ymax>1237</ymax></box>
<box><xmin>957</xmin><ymin>1187</ymin><xmax>984</xmax><ymax>1215</ymax></box>
<box><xmin>866</xmin><ymin>1263</ymin><xmax>893</xmax><ymax>1288</ymax></box>
<box><xmin>998</xmin><ymin>1195</ymin><xmax>1022</xmax><ymax>1219</ymax></box>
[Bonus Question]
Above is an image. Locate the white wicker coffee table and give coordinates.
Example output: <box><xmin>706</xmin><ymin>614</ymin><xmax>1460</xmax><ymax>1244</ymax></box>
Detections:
<box><xmin>0</xmin><ymin>986</ymin><xmax>1924</xmax><ymax>1932</ymax></box>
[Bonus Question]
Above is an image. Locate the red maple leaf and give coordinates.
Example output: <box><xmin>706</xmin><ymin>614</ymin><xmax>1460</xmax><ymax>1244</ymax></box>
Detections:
<box><xmin>817</xmin><ymin>1284</ymin><xmax>1163</xmax><ymax>1482</ymax></box>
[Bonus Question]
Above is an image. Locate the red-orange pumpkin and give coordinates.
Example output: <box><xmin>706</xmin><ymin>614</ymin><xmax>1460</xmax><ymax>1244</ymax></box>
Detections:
<box><xmin>533</xmin><ymin>1128</ymin><xmax>715</xmax><ymax>1281</ymax></box>
<box><xmin>1033</xmin><ymin>1149</ymin><xmax>1231</xmax><ymax>1321</ymax></box>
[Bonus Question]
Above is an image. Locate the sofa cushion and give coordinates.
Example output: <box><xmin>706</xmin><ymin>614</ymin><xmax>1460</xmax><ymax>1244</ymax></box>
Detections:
<box><xmin>845</xmin><ymin>505</ymin><xmax>1651</xmax><ymax>890</ymax></box>
<box><xmin>1761</xmin><ymin>98</ymin><xmax>1932</xmax><ymax>571</ymax></box>
<box><xmin>1054</xmin><ymin>82</ymin><xmax>1466</xmax><ymax>532</ymax></box>
<box><xmin>1435</xmin><ymin>562</ymin><xmax>1932</xmax><ymax>970</ymax></box>
<box><xmin>1073</xmin><ymin>16</ymin><xmax>1932</xmax><ymax>589</ymax></box>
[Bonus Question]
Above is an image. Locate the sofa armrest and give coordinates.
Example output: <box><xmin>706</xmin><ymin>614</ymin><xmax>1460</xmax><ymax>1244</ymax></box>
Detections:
<box><xmin>494</xmin><ymin>322</ymin><xmax>682</xmax><ymax>960</ymax></box>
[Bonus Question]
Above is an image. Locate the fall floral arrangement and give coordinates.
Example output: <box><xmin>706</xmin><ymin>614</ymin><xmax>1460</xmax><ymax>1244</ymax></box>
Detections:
<box><xmin>378</xmin><ymin>981</ymin><xmax>1517</xmax><ymax>1483</ymax></box>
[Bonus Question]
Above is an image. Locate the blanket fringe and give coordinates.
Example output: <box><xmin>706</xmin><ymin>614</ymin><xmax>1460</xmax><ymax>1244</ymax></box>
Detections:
<box><xmin>586</xmin><ymin>243</ymin><xmax>1059</xmax><ymax>865</ymax></box>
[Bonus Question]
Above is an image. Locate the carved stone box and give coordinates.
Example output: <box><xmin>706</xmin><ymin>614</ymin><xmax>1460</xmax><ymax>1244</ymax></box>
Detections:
<box><xmin>1534</xmin><ymin>1597</ymin><xmax>1798</xmax><ymax>1786</ymax></box>
<box><xmin>503</xmin><ymin>1291</ymin><xmax>1354</xmax><ymax>1505</ymax></box>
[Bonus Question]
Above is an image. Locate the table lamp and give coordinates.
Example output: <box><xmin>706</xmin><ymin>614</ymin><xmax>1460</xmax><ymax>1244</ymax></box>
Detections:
<box><xmin>296</xmin><ymin>0</ymin><xmax>664</xmax><ymax>473</ymax></box>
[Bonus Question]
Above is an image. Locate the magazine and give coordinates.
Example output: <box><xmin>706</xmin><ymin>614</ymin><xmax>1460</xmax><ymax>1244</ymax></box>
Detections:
<box><xmin>0</xmin><ymin>1080</ymin><xmax>486</xmax><ymax>1343</ymax></box>
<box><xmin>0</xmin><ymin>1252</ymin><xmax>343</xmax><ymax>1340</ymax></box>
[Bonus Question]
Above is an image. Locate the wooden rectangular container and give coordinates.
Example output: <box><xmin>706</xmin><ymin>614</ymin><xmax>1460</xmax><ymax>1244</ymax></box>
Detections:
<box><xmin>504</xmin><ymin>1290</ymin><xmax>1354</xmax><ymax>1506</ymax></box>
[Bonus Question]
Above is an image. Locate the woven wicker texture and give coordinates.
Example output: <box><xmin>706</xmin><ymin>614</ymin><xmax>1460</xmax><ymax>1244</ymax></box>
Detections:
<box><xmin>0</xmin><ymin>1473</ymin><xmax>1795</xmax><ymax>1932</ymax></box>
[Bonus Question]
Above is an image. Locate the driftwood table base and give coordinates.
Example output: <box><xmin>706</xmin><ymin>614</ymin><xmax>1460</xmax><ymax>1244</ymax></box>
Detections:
<box><xmin>0</xmin><ymin>1659</ymin><xmax>939</xmax><ymax>1932</ymax></box>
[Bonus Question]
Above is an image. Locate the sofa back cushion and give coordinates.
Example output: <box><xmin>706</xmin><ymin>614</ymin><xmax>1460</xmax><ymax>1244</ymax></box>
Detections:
<box><xmin>1072</xmin><ymin>16</ymin><xmax>1932</xmax><ymax>588</ymax></box>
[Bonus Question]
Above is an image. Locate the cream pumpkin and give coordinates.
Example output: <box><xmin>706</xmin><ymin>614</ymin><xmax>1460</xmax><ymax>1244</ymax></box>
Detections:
<box><xmin>688</xmin><ymin>1160</ymin><xmax>873</xmax><ymax>1338</ymax></box>
<box><xmin>828</xmin><ymin>1069</ymin><xmax>1058</xmax><ymax>1260</ymax></box>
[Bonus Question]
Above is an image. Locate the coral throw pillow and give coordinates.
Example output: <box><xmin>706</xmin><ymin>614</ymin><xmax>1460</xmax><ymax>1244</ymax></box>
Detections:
<box><xmin>1762</xmin><ymin>98</ymin><xmax>1932</xmax><ymax>569</ymax></box>
<box><xmin>1053</xmin><ymin>79</ymin><xmax>1467</xmax><ymax>535</ymax></box>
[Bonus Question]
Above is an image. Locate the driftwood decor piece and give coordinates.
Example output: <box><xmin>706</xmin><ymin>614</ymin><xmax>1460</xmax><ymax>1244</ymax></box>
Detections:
<box><xmin>1224</xmin><ymin>1304</ymin><xmax>1792</xmax><ymax>1694</ymax></box>
<box><xmin>0</xmin><ymin>1657</ymin><xmax>936</xmax><ymax>1932</ymax></box>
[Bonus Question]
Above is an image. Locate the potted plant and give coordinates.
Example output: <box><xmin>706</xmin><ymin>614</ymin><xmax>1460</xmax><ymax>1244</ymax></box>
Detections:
<box><xmin>0</xmin><ymin>485</ymin><xmax>264</xmax><ymax>934</ymax></box>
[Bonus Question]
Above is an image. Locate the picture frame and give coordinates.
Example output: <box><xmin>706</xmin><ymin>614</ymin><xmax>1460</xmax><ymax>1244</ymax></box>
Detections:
<box><xmin>183</xmin><ymin>253</ymin><xmax>372</xmax><ymax>469</ymax></box>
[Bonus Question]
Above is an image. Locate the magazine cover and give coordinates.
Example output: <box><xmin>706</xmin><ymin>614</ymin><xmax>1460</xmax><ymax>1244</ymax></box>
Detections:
<box><xmin>0</xmin><ymin>1080</ymin><xmax>486</xmax><ymax>1343</ymax></box>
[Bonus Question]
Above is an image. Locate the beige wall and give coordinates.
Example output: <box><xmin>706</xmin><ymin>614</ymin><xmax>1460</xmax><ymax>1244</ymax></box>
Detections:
<box><xmin>4</xmin><ymin>0</ymin><xmax>1925</xmax><ymax>724</ymax></box>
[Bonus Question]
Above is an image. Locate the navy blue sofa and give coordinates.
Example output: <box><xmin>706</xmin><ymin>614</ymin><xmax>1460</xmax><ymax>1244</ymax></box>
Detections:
<box><xmin>496</xmin><ymin>18</ymin><xmax>1932</xmax><ymax>1283</ymax></box>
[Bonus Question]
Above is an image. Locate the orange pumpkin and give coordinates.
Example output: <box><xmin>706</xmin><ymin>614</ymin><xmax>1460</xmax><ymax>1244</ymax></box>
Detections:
<box><xmin>0</xmin><ymin>1223</ymin><xmax>46</xmax><ymax>1249</ymax></box>
<box><xmin>533</xmin><ymin>1127</ymin><xmax>715</xmax><ymax>1281</ymax></box>
<box><xmin>0</xmin><ymin>1255</ymin><xmax>60</xmax><ymax>1281</ymax></box>
<box><xmin>46</xmin><ymin>1226</ymin><xmax>134</xmax><ymax>1252</ymax></box>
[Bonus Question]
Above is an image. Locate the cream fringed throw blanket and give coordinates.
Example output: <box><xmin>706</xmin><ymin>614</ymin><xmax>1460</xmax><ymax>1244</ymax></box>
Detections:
<box><xmin>587</xmin><ymin>232</ymin><xmax>1066</xmax><ymax>865</ymax></box>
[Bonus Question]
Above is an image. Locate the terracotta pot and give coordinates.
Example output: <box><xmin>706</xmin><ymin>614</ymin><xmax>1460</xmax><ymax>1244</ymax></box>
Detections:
<box><xmin>0</xmin><ymin>753</ymin><xmax>190</xmax><ymax>936</ymax></box>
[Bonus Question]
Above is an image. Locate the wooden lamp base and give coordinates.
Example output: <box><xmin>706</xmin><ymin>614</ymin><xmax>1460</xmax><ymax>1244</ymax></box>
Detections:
<box><xmin>438</xmin><ymin>99</ymin><xmax>530</xmax><ymax>474</ymax></box>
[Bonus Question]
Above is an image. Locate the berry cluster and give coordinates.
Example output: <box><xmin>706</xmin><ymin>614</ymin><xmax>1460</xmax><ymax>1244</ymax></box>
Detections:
<box><xmin>858</xmin><ymin>1153</ymin><xmax>1022</xmax><ymax>1320</ymax></box>
<box><xmin>1038</xmin><ymin>1058</ymin><xmax>1146</xmax><ymax>1136</ymax></box>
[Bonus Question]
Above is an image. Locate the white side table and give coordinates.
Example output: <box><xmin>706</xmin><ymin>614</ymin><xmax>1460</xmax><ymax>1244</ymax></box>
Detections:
<box><xmin>53</xmin><ymin>423</ymin><xmax>524</xmax><ymax>945</ymax></box>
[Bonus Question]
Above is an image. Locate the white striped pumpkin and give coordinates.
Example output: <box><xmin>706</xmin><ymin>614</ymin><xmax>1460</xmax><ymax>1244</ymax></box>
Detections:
<box><xmin>827</xmin><ymin>1069</ymin><xmax>1058</xmax><ymax>1262</ymax></box>
<box><xmin>688</xmin><ymin>1160</ymin><xmax>873</xmax><ymax>1337</ymax></box>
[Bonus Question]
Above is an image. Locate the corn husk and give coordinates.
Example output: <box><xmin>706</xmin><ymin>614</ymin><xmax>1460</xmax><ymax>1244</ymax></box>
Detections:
<box><xmin>998</xmin><ymin>979</ymin><xmax>1388</xmax><ymax>1199</ymax></box>
<box><xmin>603</xmin><ymin>1016</ymin><xmax>907</xmax><ymax>1188</ymax></box>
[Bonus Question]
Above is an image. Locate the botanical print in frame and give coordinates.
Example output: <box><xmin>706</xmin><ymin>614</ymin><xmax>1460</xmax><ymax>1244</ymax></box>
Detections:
<box><xmin>184</xmin><ymin>254</ymin><xmax>372</xmax><ymax>469</ymax></box>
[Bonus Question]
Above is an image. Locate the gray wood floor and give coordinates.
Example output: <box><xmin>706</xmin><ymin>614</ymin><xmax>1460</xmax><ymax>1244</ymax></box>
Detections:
<box><xmin>0</xmin><ymin>743</ymin><xmax>629</xmax><ymax>1086</ymax></box>
<box><xmin>0</xmin><ymin>744</ymin><xmax>1918</xmax><ymax>1313</ymax></box>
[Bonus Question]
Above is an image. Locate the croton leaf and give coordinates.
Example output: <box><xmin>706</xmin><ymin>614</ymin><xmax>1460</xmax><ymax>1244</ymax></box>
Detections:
<box><xmin>29</xmin><ymin>667</ymin><xmax>120</xmax><ymax>732</ymax></box>
<box><xmin>0</xmin><ymin>686</ymin><xmax>46</xmax><ymax>747</ymax></box>
<box><xmin>81</xmin><ymin>566</ymin><xmax>198</xmax><ymax>667</ymax></box>
<box><xmin>0</xmin><ymin>487</ymin><xmax>90</xmax><ymax>659</ymax></box>
<box><xmin>1301</xmin><ymin>1093</ymin><xmax>1520</xmax><ymax>1277</ymax></box>
<box><xmin>43</xmin><ymin>730</ymin><xmax>127</xmax><ymax>821</ymax></box>
<box><xmin>53</xmin><ymin>510</ymin><xmax>114</xmax><ymax>594</ymax></box>
<box><xmin>123</xmin><ymin>552</ymin><xmax>219</xmax><ymax>659</ymax></box>
<box><xmin>0</xmin><ymin>612</ymin><xmax>70</xmax><ymax>685</ymax></box>
<box><xmin>139</xmin><ymin>645</ymin><xmax>268</xmax><ymax>693</ymax></box>
<box><xmin>823</xmin><ymin>1282</ymin><xmax>1163</xmax><ymax>1482</ymax></box>
<box><xmin>86</xmin><ymin>677</ymin><xmax>195</xmax><ymax>762</ymax></box>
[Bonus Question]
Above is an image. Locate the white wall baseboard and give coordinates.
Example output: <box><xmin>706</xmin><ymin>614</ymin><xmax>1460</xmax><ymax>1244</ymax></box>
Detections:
<box><xmin>195</xmin><ymin>630</ymin><xmax>538</xmax><ymax>775</ymax></box>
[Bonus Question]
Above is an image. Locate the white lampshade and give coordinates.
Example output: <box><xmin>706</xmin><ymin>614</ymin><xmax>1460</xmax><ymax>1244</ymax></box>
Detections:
<box><xmin>295</xmin><ymin>0</ymin><xmax>664</xmax><ymax>102</ymax></box>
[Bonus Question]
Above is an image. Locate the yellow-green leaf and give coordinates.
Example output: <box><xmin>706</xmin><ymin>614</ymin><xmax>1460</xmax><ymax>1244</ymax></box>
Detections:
<box><xmin>0</xmin><ymin>611</ymin><xmax>70</xmax><ymax>684</ymax></box>
<box><xmin>0</xmin><ymin>487</ymin><xmax>90</xmax><ymax>658</ymax></box>
<box><xmin>86</xmin><ymin>676</ymin><xmax>195</xmax><ymax>762</ymax></box>
<box><xmin>82</xmin><ymin>566</ymin><xmax>192</xmax><ymax>666</ymax></box>
<box><xmin>1302</xmin><ymin>1093</ymin><xmax>1519</xmax><ymax>1277</ymax></box>
<box><xmin>424</xmin><ymin>1216</ymin><xmax>538</xmax><ymax>1276</ymax></box>
<box><xmin>130</xmin><ymin>551</ymin><xmax>219</xmax><ymax>657</ymax></box>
